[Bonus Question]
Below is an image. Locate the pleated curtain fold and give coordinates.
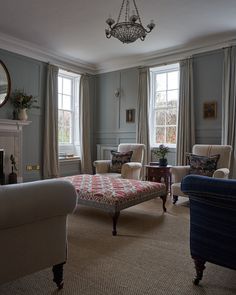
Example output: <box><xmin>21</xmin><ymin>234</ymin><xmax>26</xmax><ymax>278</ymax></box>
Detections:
<box><xmin>222</xmin><ymin>46</ymin><xmax>236</xmax><ymax>178</ymax></box>
<box><xmin>79</xmin><ymin>75</ymin><xmax>93</xmax><ymax>174</ymax></box>
<box><xmin>176</xmin><ymin>59</ymin><xmax>195</xmax><ymax>165</ymax></box>
<box><xmin>136</xmin><ymin>67</ymin><xmax>151</xmax><ymax>166</ymax></box>
<box><xmin>43</xmin><ymin>64</ymin><xmax>59</xmax><ymax>179</ymax></box>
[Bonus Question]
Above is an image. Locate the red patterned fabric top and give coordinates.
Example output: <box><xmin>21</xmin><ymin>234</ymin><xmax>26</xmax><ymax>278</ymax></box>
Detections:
<box><xmin>64</xmin><ymin>174</ymin><xmax>166</xmax><ymax>210</ymax></box>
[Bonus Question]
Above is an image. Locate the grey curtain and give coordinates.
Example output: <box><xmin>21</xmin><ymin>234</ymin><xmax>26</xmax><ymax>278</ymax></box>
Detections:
<box><xmin>176</xmin><ymin>59</ymin><xmax>195</xmax><ymax>165</ymax></box>
<box><xmin>79</xmin><ymin>75</ymin><xmax>93</xmax><ymax>174</ymax></box>
<box><xmin>43</xmin><ymin>64</ymin><xmax>59</xmax><ymax>179</ymax></box>
<box><xmin>222</xmin><ymin>46</ymin><xmax>236</xmax><ymax>178</ymax></box>
<box><xmin>136</xmin><ymin>67</ymin><xmax>151</xmax><ymax>166</ymax></box>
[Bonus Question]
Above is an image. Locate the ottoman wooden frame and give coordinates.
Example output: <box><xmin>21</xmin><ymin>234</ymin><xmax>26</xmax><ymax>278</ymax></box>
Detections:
<box><xmin>65</xmin><ymin>174</ymin><xmax>167</xmax><ymax>236</ymax></box>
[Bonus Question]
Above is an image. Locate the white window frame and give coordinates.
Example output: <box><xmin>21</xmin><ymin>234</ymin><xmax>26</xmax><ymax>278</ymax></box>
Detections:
<box><xmin>149</xmin><ymin>63</ymin><xmax>180</xmax><ymax>148</ymax></box>
<box><xmin>58</xmin><ymin>69</ymin><xmax>81</xmax><ymax>158</ymax></box>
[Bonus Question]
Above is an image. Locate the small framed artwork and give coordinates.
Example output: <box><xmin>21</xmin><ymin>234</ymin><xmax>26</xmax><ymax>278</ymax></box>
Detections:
<box><xmin>203</xmin><ymin>102</ymin><xmax>217</xmax><ymax>119</ymax></box>
<box><xmin>126</xmin><ymin>109</ymin><xmax>135</xmax><ymax>123</ymax></box>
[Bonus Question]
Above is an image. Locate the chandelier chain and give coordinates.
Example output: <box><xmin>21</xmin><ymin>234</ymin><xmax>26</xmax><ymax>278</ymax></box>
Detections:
<box><xmin>117</xmin><ymin>0</ymin><xmax>125</xmax><ymax>23</ymax></box>
<box><xmin>133</xmin><ymin>0</ymin><xmax>143</xmax><ymax>26</ymax></box>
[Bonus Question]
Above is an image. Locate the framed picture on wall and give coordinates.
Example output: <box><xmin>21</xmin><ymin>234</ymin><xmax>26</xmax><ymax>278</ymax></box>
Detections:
<box><xmin>126</xmin><ymin>109</ymin><xmax>135</xmax><ymax>123</ymax></box>
<box><xmin>203</xmin><ymin>102</ymin><xmax>217</xmax><ymax>119</ymax></box>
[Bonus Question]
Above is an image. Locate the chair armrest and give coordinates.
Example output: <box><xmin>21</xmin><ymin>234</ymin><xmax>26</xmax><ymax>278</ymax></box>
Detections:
<box><xmin>0</xmin><ymin>179</ymin><xmax>77</xmax><ymax>230</ymax></box>
<box><xmin>171</xmin><ymin>166</ymin><xmax>190</xmax><ymax>183</ymax></box>
<box><xmin>121</xmin><ymin>162</ymin><xmax>142</xmax><ymax>180</ymax></box>
<box><xmin>93</xmin><ymin>160</ymin><xmax>111</xmax><ymax>173</ymax></box>
<box><xmin>213</xmin><ymin>168</ymin><xmax>230</xmax><ymax>179</ymax></box>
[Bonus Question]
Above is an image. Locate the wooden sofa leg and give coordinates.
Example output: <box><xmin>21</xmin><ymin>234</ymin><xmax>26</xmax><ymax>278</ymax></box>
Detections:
<box><xmin>173</xmin><ymin>195</ymin><xmax>178</xmax><ymax>204</ymax></box>
<box><xmin>111</xmin><ymin>211</ymin><xmax>120</xmax><ymax>236</ymax></box>
<box><xmin>193</xmin><ymin>258</ymin><xmax>206</xmax><ymax>285</ymax></box>
<box><xmin>52</xmin><ymin>262</ymin><xmax>65</xmax><ymax>289</ymax></box>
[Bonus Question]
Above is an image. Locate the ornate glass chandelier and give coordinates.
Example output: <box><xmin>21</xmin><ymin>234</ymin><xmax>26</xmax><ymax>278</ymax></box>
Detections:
<box><xmin>105</xmin><ymin>0</ymin><xmax>155</xmax><ymax>44</ymax></box>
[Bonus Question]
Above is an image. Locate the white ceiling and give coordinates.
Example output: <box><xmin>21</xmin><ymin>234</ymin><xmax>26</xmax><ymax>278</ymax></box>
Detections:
<box><xmin>0</xmin><ymin>0</ymin><xmax>236</xmax><ymax>73</ymax></box>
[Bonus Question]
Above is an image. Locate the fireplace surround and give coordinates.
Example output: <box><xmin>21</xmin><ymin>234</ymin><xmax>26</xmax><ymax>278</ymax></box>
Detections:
<box><xmin>0</xmin><ymin>119</ymin><xmax>30</xmax><ymax>183</ymax></box>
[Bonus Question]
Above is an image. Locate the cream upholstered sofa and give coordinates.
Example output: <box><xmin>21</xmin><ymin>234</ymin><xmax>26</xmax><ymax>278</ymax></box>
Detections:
<box><xmin>93</xmin><ymin>143</ymin><xmax>145</xmax><ymax>180</ymax></box>
<box><xmin>171</xmin><ymin>144</ymin><xmax>232</xmax><ymax>204</ymax></box>
<box><xmin>0</xmin><ymin>179</ymin><xmax>77</xmax><ymax>289</ymax></box>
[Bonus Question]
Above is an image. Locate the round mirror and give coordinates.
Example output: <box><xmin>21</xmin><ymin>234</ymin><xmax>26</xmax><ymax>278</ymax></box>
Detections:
<box><xmin>0</xmin><ymin>60</ymin><xmax>11</xmax><ymax>107</ymax></box>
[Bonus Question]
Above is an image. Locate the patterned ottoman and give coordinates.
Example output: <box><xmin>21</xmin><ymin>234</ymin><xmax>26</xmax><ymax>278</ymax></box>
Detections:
<box><xmin>65</xmin><ymin>174</ymin><xmax>167</xmax><ymax>235</ymax></box>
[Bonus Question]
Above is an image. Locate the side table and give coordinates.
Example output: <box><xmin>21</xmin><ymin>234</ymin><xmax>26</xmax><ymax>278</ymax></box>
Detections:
<box><xmin>145</xmin><ymin>165</ymin><xmax>172</xmax><ymax>194</ymax></box>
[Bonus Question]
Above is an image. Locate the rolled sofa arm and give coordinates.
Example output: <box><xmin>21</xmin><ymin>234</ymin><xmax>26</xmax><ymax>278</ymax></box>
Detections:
<box><xmin>93</xmin><ymin>160</ymin><xmax>111</xmax><ymax>173</ymax></box>
<box><xmin>181</xmin><ymin>174</ymin><xmax>236</xmax><ymax>199</ymax></box>
<box><xmin>121</xmin><ymin>162</ymin><xmax>142</xmax><ymax>180</ymax></box>
<box><xmin>0</xmin><ymin>179</ymin><xmax>77</xmax><ymax>230</ymax></box>
<box><xmin>213</xmin><ymin>168</ymin><xmax>230</xmax><ymax>179</ymax></box>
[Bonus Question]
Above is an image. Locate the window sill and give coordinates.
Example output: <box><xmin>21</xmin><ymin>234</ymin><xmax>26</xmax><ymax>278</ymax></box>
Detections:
<box><xmin>59</xmin><ymin>156</ymin><xmax>80</xmax><ymax>163</ymax></box>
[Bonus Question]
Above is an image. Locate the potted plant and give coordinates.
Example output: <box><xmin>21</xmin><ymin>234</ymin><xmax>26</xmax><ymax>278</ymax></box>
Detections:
<box><xmin>153</xmin><ymin>144</ymin><xmax>169</xmax><ymax>166</ymax></box>
<box><xmin>10</xmin><ymin>90</ymin><xmax>37</xmax><ymax>120</ymax></box>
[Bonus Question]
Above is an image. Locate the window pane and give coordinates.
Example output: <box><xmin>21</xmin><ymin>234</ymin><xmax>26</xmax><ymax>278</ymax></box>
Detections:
<box><xmin>167</xmin><ymin>90</ymin><xmax>178</xmax><ymax>107</ymax></box>
<box><xmin>166</xmin><ymin>109</ymin><xmax>177</xmax><ymax>125</ymax></box>
<box><xmin>155</xmin><ymin>91</ymin><xmax>166</xmax><ymax>108</ymax></box>
<box><xmin>64</xmin><ymin>126</ymin><xmax>71</xmax><ymax>144</ymax></box>
<box><xmin>168</xmin><ymin>71</ymin><xmax>178</xmax><ymax>90</ymax></box>
<box><xmin>58</xmin><ymin>126</ymin><xmax>64</xmax><ymax>143</ymax></box>
<box><xmin>58</xmin><ymin>94</ymin><xmax>63</xmax><ymax>109</ymax></box>
<box><xmin>58</xmin><ymin>77</ymin><xmax>62</xmax><ymax>94</ymax></box>
<box><xmin>166</xmin><ymin>127</ymin><xmax>176</xmax><ymax>144</ymax></box>
<box><xmin>156</xmin><ymin>110</ymin><xmax>165</xmax><ymax>125</ymax></box>
<box><xmin>156</xmin><ymin>73</ymin><xmax>166</xmax><ymax>91</ymax></box>
<box><xmin>63</xmin><ymin>111</ymin><xmax>72</xmax><ymax>127</ymax></box>
<box><xmin>63</xmin><ymin>95</ymin><xmax>71</xmax><ymax>110</ymax></box>
<box><xmin>58</xmin><ymin>110</ymin><xmax>63</xmax><ymax>127</ymax></box>
<box><xmin>63</xmin><ymin>78</ymin><xmax>72</xmax><ymax>95</ymax></box>
<box><xmin>156</xmin><ymin>127</ymin><xmax>165</xmax><ymax>144</ymax></box>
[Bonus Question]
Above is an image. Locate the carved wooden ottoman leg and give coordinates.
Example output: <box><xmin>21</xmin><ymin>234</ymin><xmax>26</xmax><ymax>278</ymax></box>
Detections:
<box><xmin>111</xmin><ymin>211</ymin><xmax>120</xmax><ymax>236</ymax></box>
<box><xmin>160</xmin><ymin>194</ymin><xmax>167</xmax><ymax>212</ymax></box>
<box><xmin>192</xmin><ymin>258</ymin><xmax>206</xmax><ymax>285</ymax></box>
<box><xmin>52</xmin><ymin>262</ymin><xmax>65</xmax><ymax>289</ymax></box>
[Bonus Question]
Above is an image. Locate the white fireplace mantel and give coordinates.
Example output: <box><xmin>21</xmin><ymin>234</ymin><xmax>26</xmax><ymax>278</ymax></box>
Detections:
<box><xmin>0</xmin><ymin>119</ymin><xmax>31</xmax><ymax>183</ymax></box>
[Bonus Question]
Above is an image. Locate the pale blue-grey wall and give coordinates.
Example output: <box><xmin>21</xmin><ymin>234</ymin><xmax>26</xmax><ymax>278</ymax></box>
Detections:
<box><xmin>94</xmin><ymin>50</ymin><xmax>224</xmax><ymax>164</ymax></box>
<box><xmin>0</xmin><ymin>48</ymin><xmax>46</xmax><ymax>182</ymax></box>
<box><xmin>0</xmin><ymin>47</ymin><xmax>225</xmax><ymax>176</ymax></box>
<box><xmin>193</xmin><ymin>50</ymin><xmax>223</xmax><ymax>144</ymax></box>
<box><xmin>0</xmin><ymin>48</ymin><xmax>96</xmax><ymax>181</ymax></box>
<box><xmin>94</xmin><ymin>68</ymin><xmax>138</xmax><ymax>154</ymax></box>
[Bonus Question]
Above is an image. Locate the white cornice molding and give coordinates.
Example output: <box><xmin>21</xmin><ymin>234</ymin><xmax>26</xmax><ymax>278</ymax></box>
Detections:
<box><xmin>1</xmin><ymin>32</ymin><xmax>236</xmax><ymax>75</ymax></box>
<box><xmin>0</xmin><ymin>32</ymin><xmax>97</xmax><ymax>74</ymax></box>
<box><xmin>95</xmin><ymin>36</ymin><xmax>236</xmax><ymax>74</ymax></box>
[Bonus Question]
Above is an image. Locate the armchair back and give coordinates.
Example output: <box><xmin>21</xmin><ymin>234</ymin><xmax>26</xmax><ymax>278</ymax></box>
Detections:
<box><xmin>192</xmin><ymin>144</ymin><xmax>232</xmax><ymax>169</ymax></box>
<box><xmin>118</xmin><ymin>144</ymin><xmax>145</xmax><ymax>163</ymax></box>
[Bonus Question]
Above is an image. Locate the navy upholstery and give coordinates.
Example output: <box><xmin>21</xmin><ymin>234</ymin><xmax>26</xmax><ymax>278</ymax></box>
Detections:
<box><xmin>181</xmin><ymin>175</ymin><xmax>236</xmax><ymax>285</ymax></box>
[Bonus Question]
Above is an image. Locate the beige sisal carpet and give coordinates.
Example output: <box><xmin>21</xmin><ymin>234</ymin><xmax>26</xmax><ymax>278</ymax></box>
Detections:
<box><xmin>0</xmin><ymin>197</ymin><xmax>235</xmax><ymax>295</ymax></box>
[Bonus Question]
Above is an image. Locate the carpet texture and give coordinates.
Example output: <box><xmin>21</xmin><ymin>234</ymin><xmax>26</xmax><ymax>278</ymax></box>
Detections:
<box><xmin>0</xmin><ymin>197</ymin><xmax>235</xmax><ymax>295</ymax></box>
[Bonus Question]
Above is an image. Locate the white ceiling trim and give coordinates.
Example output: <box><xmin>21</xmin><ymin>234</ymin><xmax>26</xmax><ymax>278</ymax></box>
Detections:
<box><xmin>0</xmin><ymin>32</ymin><xmax>97</xmax><ymax>74</ymax></box>
<box><xmin>96</xmin><ymin>36</ymin><xmax>236</xmax><ymax>74</ymax></box>
<box><xmin>1</xmin><ymin>32</ymin><xmax>236</xmax><ymax>75</ymax></box>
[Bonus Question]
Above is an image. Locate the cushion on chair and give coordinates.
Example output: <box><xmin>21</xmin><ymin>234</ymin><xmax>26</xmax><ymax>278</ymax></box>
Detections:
<box><xmin>110</xmin><ymin>150</ymin><xmax>133</xmax><ymax>173</ymax></box>
<box><xmin>187</xmin><ymin>153</ymin><xmax>220</xmax><ymax>177</ymax></box>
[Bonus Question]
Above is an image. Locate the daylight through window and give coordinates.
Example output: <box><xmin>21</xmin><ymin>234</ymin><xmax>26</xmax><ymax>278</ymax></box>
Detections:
<box><xmin>150</xmin><ymin>63</ymin><xmax>179</xmax><ymax>147</ymax></box>
<box><xmin>58</xmin><ymin>69</ymin><xmax>81</xmax><ymax>158</ymax></box>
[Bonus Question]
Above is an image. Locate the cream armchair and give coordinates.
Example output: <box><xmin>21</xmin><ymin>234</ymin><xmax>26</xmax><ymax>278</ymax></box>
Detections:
<box><xmin>171</xmin><ymin>144</ymin><xmax>232</xmax><ymax>204</ymax></box>
<box><xmin>93</xmin><ymin>143</ymin><xmax>145</xmax><ymax>180</ymax></box>
<box><xmin>0</xmin><ymin>179</ymin><xmax>77</xmax><ymax>289</ymax></box>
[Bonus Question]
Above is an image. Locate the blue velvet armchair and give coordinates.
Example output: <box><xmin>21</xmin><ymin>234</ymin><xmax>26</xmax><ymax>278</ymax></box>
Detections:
<box><xmin>181</xmin><ymin>175</ymin><xmax>236</xmax><ymax>285</ymax></box>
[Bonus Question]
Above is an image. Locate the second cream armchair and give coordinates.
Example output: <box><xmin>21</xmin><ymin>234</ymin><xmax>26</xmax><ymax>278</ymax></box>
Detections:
<box><xmin>93</xmin><ymin>143</ymin><xmax>145</xmax><ymax>180</ymax></box>
<box><xmin>171</xmin><ymin>144</ymin><xmax>232</xmax><ymax>204</ymax></box>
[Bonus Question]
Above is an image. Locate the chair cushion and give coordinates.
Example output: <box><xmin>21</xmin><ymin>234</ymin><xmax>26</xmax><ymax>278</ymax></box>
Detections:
<box><xmin>110</xmin><ymin>150</ymin><xmax>133</xmax><ymax>173</ymax></box>
<box><xmin>187</xmin><ymin>153</ymin><xmax>220</xmax><ymax>177</ymax></box>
